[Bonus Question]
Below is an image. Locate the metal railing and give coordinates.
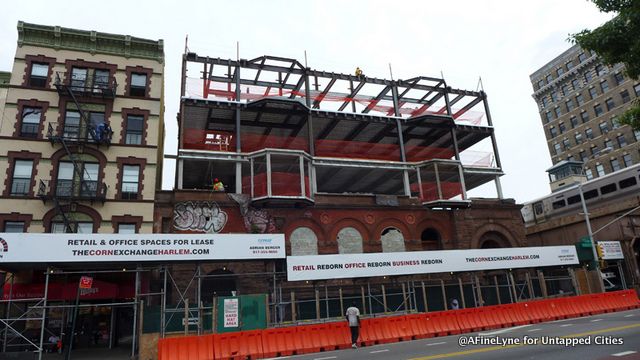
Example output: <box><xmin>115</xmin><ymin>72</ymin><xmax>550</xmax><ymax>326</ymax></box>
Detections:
<box><xmin>46</xmin><ymin>122</ymin><xmax>112</xmax><ymax>145</ymax></box>
<box><xmin>54</xmin><ymin>71</ymin><xmax>117</xmax><ymax>99</ymax></box>
<box><xmin>37</xmin><ymin>179</ymin><xmax>107</xmax><ymax>202</ymax></box>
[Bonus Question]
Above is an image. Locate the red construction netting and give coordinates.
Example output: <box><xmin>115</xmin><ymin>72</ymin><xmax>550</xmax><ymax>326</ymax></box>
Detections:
<box><xmin>242</xmin><ymin>134</ymin><xmax>309</xmax><ymax>152</ymax></box>
<box><xmin>242</xmin><ymin>173</ymin><xmax>310</xmax><ymax>198</ymax></box>
<box><xmin>182</xmin><ymin>129</ymin><xmax>236</xmax><ymax>151</ymax></box>
<box><xmin>314</xmin><ymin>140</ymin><xmax>401</xmax><ymax>161</ymax></box>
<box><xmin>185</xmin><ymin>78</ymin><xmax>485</xmax><ymax>125</ymax></box>
<box><xmin>405</xmin><ymin>146</ymin><xmax>455</xmax><ymax>162</ymax></box>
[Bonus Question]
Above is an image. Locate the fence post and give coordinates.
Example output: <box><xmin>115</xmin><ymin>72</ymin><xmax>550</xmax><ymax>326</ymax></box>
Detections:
<box><xmin>525</xmin><ymin>272</ymin><xmax>535</xmax><ymax>299</ymax></box>
<box><xmin>569</xmin><ymin>267</ymin><xmax>581</xmax><ymax>296</ymax></box>
<box><xmin>475</xmin><ymin>275</ymin><xmax>483</xmax><ymax>307</ymax></box>
<box><xmin>339</xmin><ymin>287</ymin><xmax>344</xmax><ymax>316</ymax></box>
<box><xmin>184</xmin><ymin>298</ymin><xmax>189</xmax><ymax>336</ymax></box>
<box><xmin>441</xmin><ymin>280</ymin><xmax>448</xmax><ymax>311</ymax></box>
<box><xmin>537</xmin><ymin>270</ymin><xmax>548</xmax><ymax>298</ymax></box>
<box><xmin>212</xmin><ymin>297</ymin><xmax>217</xmax><ymax>333</ymax></box>
<box><xmin>508</xmin><ymin>272</ymin><xmax>517</xmax><ymax>302</ymax></box>
<box><xmin>401</xmin><ymin>283</ymin><xmax>408</xmax><ymax>312</ymax></box>
<box><xmin>381</xmin><ymin>284</ymin><xmax>388</xmax><ymax>312</ymax></box>
<box><xmin>360</xmin><ymin>286</ymin><xmax>366</xmax><ymax>315</ymax></box>
<box><xmin>291</xmin><ymin>291</ymin><xmax>297</xmax><ymax>322</ymax></box>
<box><xmin>421</xmin><ymin>281</ymin><xmax>428</xmax><ymax>312</ymax></box>
<box><xmin>494</xmin><ymin>275</ymin><xmax>501</xmax><ymax>304</ymax></box>
<box><xmin>457</xmin><ymin>278</ymin><xmax>466</xmax><ymax>309</ymax></box>
<box><xmin>315</xmin><ymin>288</ymin><xmax>320</xmax><ymax>320</ymax></box>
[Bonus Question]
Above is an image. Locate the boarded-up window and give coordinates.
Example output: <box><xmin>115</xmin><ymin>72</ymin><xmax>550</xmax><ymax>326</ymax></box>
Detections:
<box><xmin>380</xmin><ymin>227</ymin><xmax>405</xmax><ymax>252</ymax></box>
<box><xmin>290</xmin><ymin>227</ymin><xmax>318</xmax><ymax>256</ymax></box>
<box><xmin>337</xmin><ymin>227</ymin><xmax>363</xmax><ymax>254</ymax></box>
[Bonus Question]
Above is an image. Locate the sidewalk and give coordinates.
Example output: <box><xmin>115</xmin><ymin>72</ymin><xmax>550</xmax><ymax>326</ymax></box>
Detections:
<box><xmin>41</xmin><ymin>348</ymin><xmax>130</xmax><ymax>360</ymax></box>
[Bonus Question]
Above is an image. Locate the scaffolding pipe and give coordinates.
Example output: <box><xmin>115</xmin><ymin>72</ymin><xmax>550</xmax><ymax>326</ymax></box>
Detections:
<box><xmin>421</xmin><ymin>281</ymin><xmax>428</xmax><ymax>312</ymax></box>
<box><xmin>2</xmin><ymin>274</ymin><xmax>14</xmax><ymax>352</ymax></box>
<box><xmin>37</xmin><ymin>268</ymin><xmax>50</xmax><ymax>360</ymax></box>
<box><xmin>161</xmin><ymin>266</ymin><xmax>167</xmax><ymax>338</ymax></box>
<box><xmin>132</xmin><ymin>269</ymin><xmax>140</xmax><ymax>359</ymax></box>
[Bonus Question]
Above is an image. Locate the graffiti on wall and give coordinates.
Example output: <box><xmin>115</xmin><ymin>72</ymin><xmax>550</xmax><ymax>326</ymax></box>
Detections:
<box><xmin>173</xmin><ymin>201</ymin><xmax>228</xmax><ymax>233</ymax></box>
<box><xmin>228</xmin><ymin>194</ymin><xmax>276</xmax><ymax>233</ymax></box>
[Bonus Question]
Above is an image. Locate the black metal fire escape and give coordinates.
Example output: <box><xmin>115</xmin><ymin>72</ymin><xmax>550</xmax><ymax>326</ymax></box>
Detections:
<box><xmin>37</xmin><ymin>72</ymin><xmax>116</xmax><ymax>232</ymax></box>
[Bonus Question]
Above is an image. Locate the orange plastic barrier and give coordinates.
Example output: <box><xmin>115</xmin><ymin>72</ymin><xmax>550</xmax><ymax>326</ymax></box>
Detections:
<box><xmin>327</xmin><ymin>321</ymin><xmax>352</xmax><ymax>350</ymax></box>
<box><xmin>453</xmin><ymin>309</ymin><xmax>480</xmax><ymax>332</ymax></box>
<box><xmin>158</xmin><ymin>335</ymin><xmax>214</xmax><ymax>360</ymax></box>
<box><xmin>426</xmin><ymin>311</ymin><xmax>461</xmax><ymax>336</ymax></box>
<box><xmin>294</xmin><ymin>323</ymin><xmax>336</xmax><ymax>353</ymax></box>
<box><xmin>362</xmin><ymin>317</ymin><xmax>396</xmax><ymax>344</ymax></box>
<box><xmin>261</xmin><ymin>327</ymin><xmax>297</xmax><ymax>358</ymax></box>
<box><xmin>471</xmin><ymin>306</ymin><xmax>502</xmax><ymax>330</ymax></box>
<box><xmin>615</xmin><ymin>290</ymin><xmax>640</xmax><ymax>309</ymax></box>
<box><xmin>159</xmin><ymin>291</ymin><xmax>640</xmax><ymax>358</ymax></box>
<box><xmin>386</xmin><ymin>316</ymin><xmax>413</xmax><ymax>342</ymax></box>
<box><xmin>213</xmin><ymin>330</ymin><xmax>263</xmax><ymax>360</ymax></box>
<box><xmin>404</xmin><ymin>314</ymin><xmax>435</xmax><ymax>339</ymax></box>
<box><xmin>359</xmin><ymin>318</ymin><xmax>381</xmax><ymax>346</ymax></box>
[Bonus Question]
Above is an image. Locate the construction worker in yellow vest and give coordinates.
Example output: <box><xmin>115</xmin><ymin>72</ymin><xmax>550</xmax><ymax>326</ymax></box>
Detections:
<box><xmin>213</xmin><ymin>178</ymin><xmax>225</xmax><ymax>191</ymax></box>
<box><xmin>355</xmin><ymin>67</ymin><xmax>363</xmax><ymax>77</ymax></box>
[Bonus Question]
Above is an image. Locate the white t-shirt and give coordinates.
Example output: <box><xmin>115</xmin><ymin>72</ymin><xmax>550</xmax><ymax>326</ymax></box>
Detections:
<box><xmin>346</xmin><ymin>306</ymin><xmax>360</xmax><ymax>327</ymax></box>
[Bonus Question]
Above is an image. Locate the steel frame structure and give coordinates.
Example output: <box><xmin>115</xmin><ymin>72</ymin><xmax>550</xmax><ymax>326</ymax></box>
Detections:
<box><xmin>178</xmin><ymin>52</ymin><xmax>505</xmax><ymax>202</ymax></box>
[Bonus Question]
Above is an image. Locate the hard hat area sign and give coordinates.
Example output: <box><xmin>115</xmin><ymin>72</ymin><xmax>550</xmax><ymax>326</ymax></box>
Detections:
<box><xmin>223</xmin><ymin>298</ymin><xmax>239</xmax><ymax>328</ymax></box>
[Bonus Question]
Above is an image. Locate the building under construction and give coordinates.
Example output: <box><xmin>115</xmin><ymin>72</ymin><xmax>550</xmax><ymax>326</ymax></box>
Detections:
<box><xmin>149</xmin><ymin>49</ymin><xmax>554</xmax><ymax>355</ymax></box>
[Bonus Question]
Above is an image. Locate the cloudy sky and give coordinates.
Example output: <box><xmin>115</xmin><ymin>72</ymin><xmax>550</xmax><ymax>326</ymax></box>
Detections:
<box><xmin>0</xmin><ymin>0</ymin><xmax>612</xmax><ymax>203</ymax></box>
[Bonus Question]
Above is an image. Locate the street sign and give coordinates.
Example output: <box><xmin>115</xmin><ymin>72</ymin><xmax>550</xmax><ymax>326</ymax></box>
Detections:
<box><xmin>597</xmin><ymin>241</ymin><xmax>624</xmax><ymax>260</ymax></box>
<box><xmin>579</xmin><ymin>236</ymin><xmax>593</xmax><ymax>248</ymax></box>
<box><xmin>79</xmin><ymin>276</ymin><xmax>93</xmax><ymax>289</ymax></box>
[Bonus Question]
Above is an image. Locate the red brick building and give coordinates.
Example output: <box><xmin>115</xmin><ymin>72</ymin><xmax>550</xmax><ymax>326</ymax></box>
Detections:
<box><xmin>155</xmin><ymin>53</ymin><xmax>527</xmax><ymax>305</ymax></box>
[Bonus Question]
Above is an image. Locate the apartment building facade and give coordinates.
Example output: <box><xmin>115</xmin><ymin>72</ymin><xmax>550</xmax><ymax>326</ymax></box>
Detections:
<box><xmin>530</xmin><ymin>45</ymin><xmax>640</xmax><ymax>190</ymax></box>
<box><xmin>0</xmin><ymin>21</ymin><xmax>164</xmax><ymax>234</ymax></box>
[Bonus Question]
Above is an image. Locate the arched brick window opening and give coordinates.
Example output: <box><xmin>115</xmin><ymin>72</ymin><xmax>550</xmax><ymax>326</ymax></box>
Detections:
<box><xmin>290</xmin><ymin>227</ymin><xmax>318</xmax><ymax>256</ymax></box>
<box><xmin>380</xmin><ymin>227</ymin><xmax>405</xmax><ymax>252</ymax></box>
<box><xmin>421</xmin><ymin>228</ymin><xmax>442</xmax><ymax>250</ymax></box>
<box><xmin>337</xmin><ymin>227</ymin><xmax>363</xmax><ymax>254</ymax></box>
<box><xmin>201</xmin><ymin>269</ymin><xmax>236</xmax><ymax>298</ymax></box>
<box><xmin>478</xmin><ymin>231</ymin><xmax>511</xmax><ymax>249</ymax></box>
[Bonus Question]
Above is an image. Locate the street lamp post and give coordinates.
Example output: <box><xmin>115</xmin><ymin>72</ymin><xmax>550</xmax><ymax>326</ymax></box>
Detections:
<box><xmin>578</xmin><ymin>149</ymin><xmax>611</xmax><ymax>293</ymax></box>
<box><xmin>577</xmin><ymin>182</ymin><xmax>605</xmax><ymax>292</ymax></box>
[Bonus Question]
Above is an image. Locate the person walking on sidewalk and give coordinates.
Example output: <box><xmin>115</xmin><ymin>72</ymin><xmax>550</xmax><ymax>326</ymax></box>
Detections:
<box><xmin>345</xmin><ymin>301</ymin><xmax>360</xmax><ymax>348</ymax></box>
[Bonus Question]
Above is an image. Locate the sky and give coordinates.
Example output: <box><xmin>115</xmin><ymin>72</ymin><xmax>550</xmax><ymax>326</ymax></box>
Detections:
<box><xmin>0</xmin><ymin>0</ymin><xmax>613</xmax><ymax>204</ymax></box>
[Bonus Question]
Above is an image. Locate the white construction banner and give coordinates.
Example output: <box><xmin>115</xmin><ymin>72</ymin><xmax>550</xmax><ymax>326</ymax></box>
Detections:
<box><xmin>223</xmin><ymin>298</ymin><xmax>239</xmax><ymax>328</ymax></box>
<box><xmin>597</xmin><ymin>241</ymin><xmax>624</xmax><ymax>260</ymax></box>
<box><xmin>0</xmin><ymin>233</ymin><xmax>285</xmax><ymax>263</ymax></box>
<box><xmin>287</xmin><ymin>246</ymin><xmax>579</xmax><ymax>281</ymax></box>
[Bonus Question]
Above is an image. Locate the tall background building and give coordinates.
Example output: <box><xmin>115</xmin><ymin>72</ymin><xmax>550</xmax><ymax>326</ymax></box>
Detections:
<box><xmin>530</xmin><ymin>44</ymin><xmax>640</xmax><ymax>191</ymax></box>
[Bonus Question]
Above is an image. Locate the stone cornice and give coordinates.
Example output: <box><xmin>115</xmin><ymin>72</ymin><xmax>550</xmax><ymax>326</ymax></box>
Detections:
<box><xmin>17</xmin><ymin>21</ymin><xmax>164</xmax><ymax>64</ymax></box>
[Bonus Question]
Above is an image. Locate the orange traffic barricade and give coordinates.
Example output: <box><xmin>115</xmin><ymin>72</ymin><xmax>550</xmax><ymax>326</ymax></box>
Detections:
<box><xmin>261</xmin><ymin>327</ymin><xmax>297</xmax><ymax>358</ymax></box>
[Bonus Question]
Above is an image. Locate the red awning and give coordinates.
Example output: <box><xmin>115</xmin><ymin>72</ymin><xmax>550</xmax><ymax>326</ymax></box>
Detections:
<box><xmin>2</xmin><ymin>279</ymin><xmax>134</xmax><ymax>301</ymax></box>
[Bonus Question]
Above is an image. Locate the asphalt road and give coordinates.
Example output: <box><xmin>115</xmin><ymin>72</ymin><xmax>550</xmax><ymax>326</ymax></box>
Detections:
<box><xmin>268</xmin><ymin>308</ymin><xmax>640</xmax><ymax>360</ymax></box>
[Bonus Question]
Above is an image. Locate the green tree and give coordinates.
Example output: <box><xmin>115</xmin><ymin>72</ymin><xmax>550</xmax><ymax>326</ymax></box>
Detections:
<box><xmin>572</xmin><ymin>0</ymin><xmax>640</xmax><ymax>129</ymax></box>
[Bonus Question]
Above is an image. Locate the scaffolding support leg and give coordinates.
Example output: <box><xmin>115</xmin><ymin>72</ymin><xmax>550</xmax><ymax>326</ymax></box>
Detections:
<box><xmin>37</xmin><ymin>268</ymin><xmax>50</xmax><ymax>360</ymax></box>
<box><xmin>3</xmin><ymin>274</ymin><xmax>14</xmax><ymax>352</ymax></box>
<box><xmin>132</xmin><ymin>268</ymin><xmax>140</xmax><ymax>359</ymax></box>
